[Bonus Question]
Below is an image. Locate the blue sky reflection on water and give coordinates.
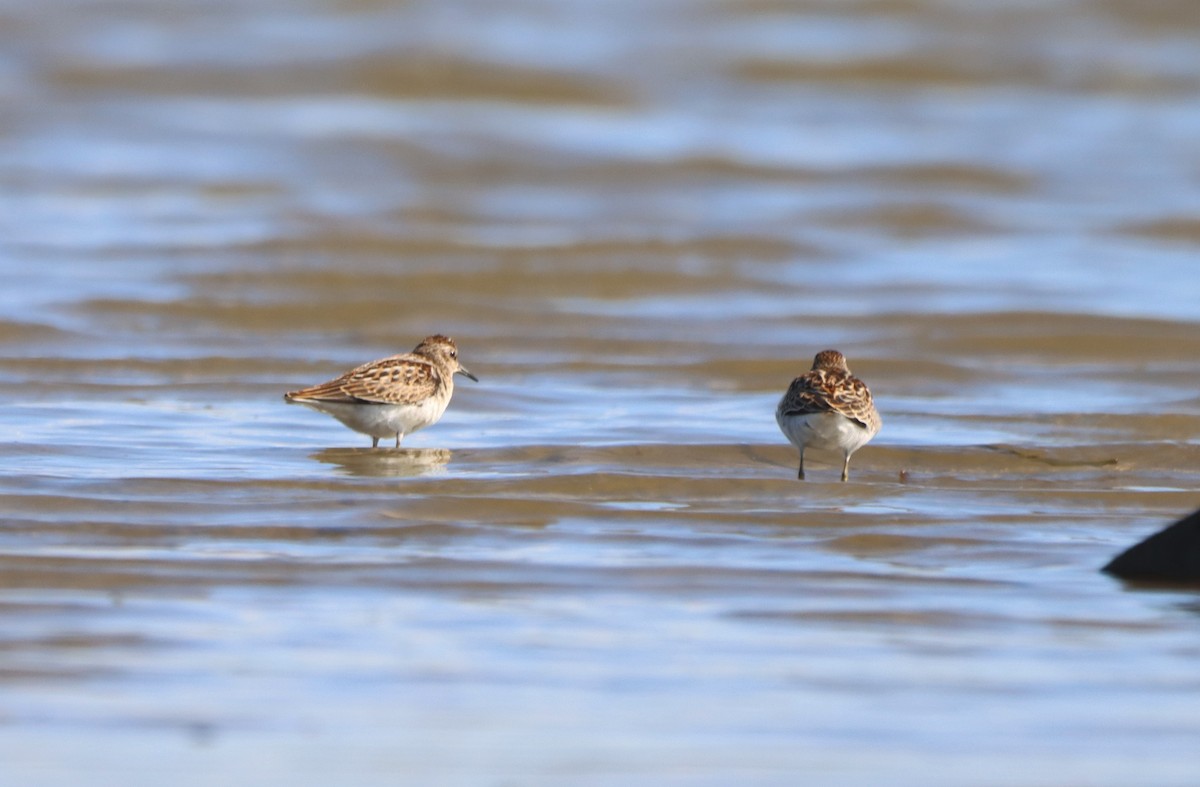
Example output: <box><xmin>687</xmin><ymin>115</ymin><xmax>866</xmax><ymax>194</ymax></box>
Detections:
<box><xmin>2</xmin><ymin>1</ymin><xmax>1200</xmax><ymax>785</ymax></box>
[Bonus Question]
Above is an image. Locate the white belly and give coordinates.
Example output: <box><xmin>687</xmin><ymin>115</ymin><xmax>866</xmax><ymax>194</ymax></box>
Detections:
<box><xmin>776</xmin><ymin>411</ymin><xmax>874</xmax><ymax>456</ymax></box>
<box><xmin>300</xmin><ymin>395</ymin><xmax>449</xmax><ymax>440</ymax></box>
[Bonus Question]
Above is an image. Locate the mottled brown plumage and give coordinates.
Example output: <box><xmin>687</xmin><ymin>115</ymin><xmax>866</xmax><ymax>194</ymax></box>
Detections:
<box><xmin>285</xmin><ymin>335</ymin><xmax>477</xmax><ymax>447</ymax></box>
<box><xmin>776</xmin><ymin>349</ymin><xmax>880</xmax><ymax>481</ymax></box>
<box><xmin>287</xmin><ymin>352</ymin><xmax>442</xmax><ymax>406</ymax></box>
<box><xmin>777</xmin><ymin>350</ymin><xmax>880</xmax><ymax>430</ymax></box>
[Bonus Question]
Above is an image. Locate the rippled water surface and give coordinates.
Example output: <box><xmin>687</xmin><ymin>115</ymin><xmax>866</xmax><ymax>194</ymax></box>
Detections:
<box><xmin>4</xmin><ymin>1</ymin><xmax>1200</xmax><ymax>785</ymax></box>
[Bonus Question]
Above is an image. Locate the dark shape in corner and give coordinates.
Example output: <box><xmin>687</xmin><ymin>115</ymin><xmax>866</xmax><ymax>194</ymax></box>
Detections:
<box><xmin>1103</xmin><ymin>507</ymin><xmax>1200</xmax><ymax>584</ymax></box>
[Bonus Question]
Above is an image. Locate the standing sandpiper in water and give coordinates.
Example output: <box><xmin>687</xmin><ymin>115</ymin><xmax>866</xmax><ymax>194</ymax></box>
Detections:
<box><xmin>284</xmin><ymin>334</ymin><xmax>477</xmax><ymax>448</ymax></box>
<box><xmin>776</xmin><ymin>349</ymin><xmax>880</xmax><ymax>482</ymax></box>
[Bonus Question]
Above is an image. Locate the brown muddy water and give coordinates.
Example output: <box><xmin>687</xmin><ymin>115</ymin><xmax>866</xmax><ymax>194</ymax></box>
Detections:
<box><xmin>3</xmin><ymin>1</ymin><xmax>1200</xmax><ymax>785</ymax></box>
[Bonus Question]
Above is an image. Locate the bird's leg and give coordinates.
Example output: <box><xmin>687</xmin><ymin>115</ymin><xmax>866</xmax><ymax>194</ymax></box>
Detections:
<box><xmin>797</xmin><ymin>449</ymin><xmax>806</xmax><ymax>481</ymax></box>
<box><xmin>841</xmin><ymin>454</ymin><xmax>851</xmax><ymax>482</ymax></box>
<box><xmin>371</xmin><ymin>436</ymin><xmax>379</xmax><ymax>448</ymax></box>
<box><xmin>394</xmin><ymin>432</ymin><xmax>402</xmax><ymax>448</ymax></box>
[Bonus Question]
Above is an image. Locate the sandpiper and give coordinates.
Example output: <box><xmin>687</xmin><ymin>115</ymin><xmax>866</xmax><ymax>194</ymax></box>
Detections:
<box><xmin>776</xmin><ymin>349</ymin><xmax>880</xmax><ymax>481</ymax></box>
<box><xmin>284</xmin><ymin>334</ymin><xmax>477</xmax><ymax>447</ymax></box>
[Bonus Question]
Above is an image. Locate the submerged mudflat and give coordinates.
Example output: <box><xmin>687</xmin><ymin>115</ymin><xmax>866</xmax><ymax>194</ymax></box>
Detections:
<box><xmin>2</xmin><ymin>1</ymin><xmax>1200</xmax><ymax>784</ymax></box>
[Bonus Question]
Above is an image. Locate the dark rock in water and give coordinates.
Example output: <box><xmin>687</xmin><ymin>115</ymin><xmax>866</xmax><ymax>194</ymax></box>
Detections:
<box><xmin>1104</xmin><ymin>507</ymin><xmax>1200</xmax><ymax>584</ymax></box>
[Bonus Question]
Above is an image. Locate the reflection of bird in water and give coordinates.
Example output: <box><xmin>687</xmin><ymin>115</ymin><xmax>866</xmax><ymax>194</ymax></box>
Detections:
<box><xmin>311</xmin><ymin>447</ymin><xmax>452</xmax><ymax>478</ymax></box>
<box><xmin>776</xmin><ymin>349</ymin><xmax>881</xmax><ymax>482</ymax></box>
<box><xmin>284</xmin><ymin>334</ymin><xmax>477</xmax><ymax>448</ymax></box>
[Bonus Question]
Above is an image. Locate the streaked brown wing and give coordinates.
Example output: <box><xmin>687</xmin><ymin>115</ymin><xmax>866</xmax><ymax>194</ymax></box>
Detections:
<box><xmin>780</xmin><ymin>369</ymin><xmax>875</xmax><ymax>428</ymax></box>
<box><xmin>287</xmin><ymin>354</ymin><xmax>441</xmax><ymax>405</ymax></box>
<box><xmin>831</xmin><ymin>378</ymin><xmax>878</xmax><ymax>428</ymax></box>
<box><xmin>779</xmin><ymin>371</ymin><xmax>838</xmax><ymax>416</ymax></box>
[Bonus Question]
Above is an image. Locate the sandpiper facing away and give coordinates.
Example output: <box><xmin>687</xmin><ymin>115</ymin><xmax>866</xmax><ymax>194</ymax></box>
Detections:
<box><xmin>776</xmin><ymin>349</ymin><xmax>880</xmax><ymax>482</ymax></box>
<box><xmin>285</xmin><ymin>334</ymin><xmax>477</xmax><ymax>448</ymax></box>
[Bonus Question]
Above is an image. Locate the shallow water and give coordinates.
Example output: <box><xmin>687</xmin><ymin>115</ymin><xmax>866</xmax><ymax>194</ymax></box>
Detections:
<box><xmin>3</xmin><ymin>1</ymin><xmax>1200</xmax><ymax>784</ymax></box>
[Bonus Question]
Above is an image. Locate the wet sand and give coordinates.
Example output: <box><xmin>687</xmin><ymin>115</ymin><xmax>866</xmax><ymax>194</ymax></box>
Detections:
<box><xmin>2</xmin><ymin>1</ymin><xmax>1200</xmax><ymax>784</ymax></box>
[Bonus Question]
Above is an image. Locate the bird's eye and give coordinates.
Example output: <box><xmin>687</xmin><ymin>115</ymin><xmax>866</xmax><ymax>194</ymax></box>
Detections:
<box><xmin>449</xmin><ymin>349</ymin><xmax>457</xmax><ymax>358</ymax></box>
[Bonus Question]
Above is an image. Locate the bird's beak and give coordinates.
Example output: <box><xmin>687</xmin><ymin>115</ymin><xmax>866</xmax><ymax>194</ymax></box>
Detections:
<box><xmin>457</xmin><ymin>366</ymin><xmax>478</xmax><ymax>382</ymax></box>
